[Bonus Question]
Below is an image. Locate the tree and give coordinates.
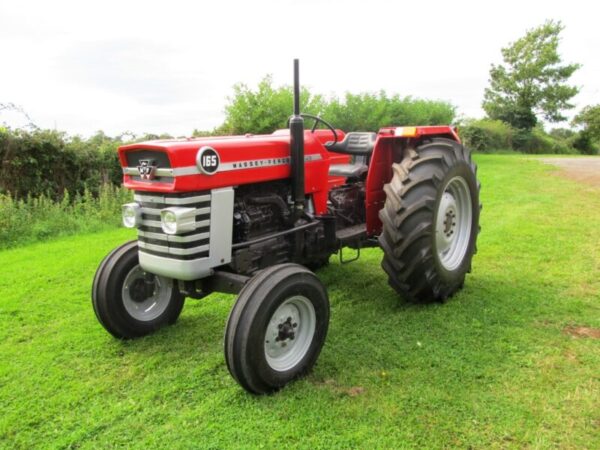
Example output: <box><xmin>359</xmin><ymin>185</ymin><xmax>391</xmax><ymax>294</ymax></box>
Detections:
<box><xmin>323</xmin><ymin>92</ymin><xmax>455</xmax><ymax>132</ymax></box>
<box><xmin>221</xmin><ymin>75</ymin><xmax>326</xmax><ymax>135</ymax></box>
<box><xmin>573</xmin><ymin>105</ymin><xmax>600</xmax><ymax>140</ymax></box>
<box><xmin>482</xmin><ymin>20</ymin><xmax>580</xmax><ymax>131</ymax></box>
<box><xmin>571</xmin><ymin>105</ymin><xmax>600</xmax><ymax>155</ymax></box>
<box><xmin>220</xmin><ymin>77</ymin><xmax>456</xmax><ymax>135</ymax></box>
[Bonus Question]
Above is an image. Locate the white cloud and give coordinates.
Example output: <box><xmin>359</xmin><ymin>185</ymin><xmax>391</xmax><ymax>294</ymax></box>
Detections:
<box><xmin>0</xmin><ymin>0</ymin><xmax>598</xmax><ymax>136</ymax></box>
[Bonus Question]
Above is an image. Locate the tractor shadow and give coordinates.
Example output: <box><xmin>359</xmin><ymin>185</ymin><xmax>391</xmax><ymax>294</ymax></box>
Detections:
<box><xmin>312</xmin><ymin>250</ymin><xmax>557</xmax><ymax>384</ymax></box>
<box><xmin>114</xmin><ymin>249</ymin><xmax>553</xmax><ymax>396</ymax></box>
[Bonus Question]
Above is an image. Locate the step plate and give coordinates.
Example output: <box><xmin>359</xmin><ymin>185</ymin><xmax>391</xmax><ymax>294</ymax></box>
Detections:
<box><xmin>336</xmin><ymin>224</ymin><xmax>367</xmax><ymax>243</ymax></box>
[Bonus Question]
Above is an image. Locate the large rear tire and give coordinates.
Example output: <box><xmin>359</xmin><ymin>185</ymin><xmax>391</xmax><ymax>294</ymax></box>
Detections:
<box><xmin>224</xmin><ymin>264</ymin><xmax>329</xmax><ymax>394</ymax></box>
<box><xmin>379</xmin><ymin>138</ymin><xmax>481</xmax><ymax>302</ymax></box>
<box><xmin>92</xmin><ymin>241</ymin><xmax>185</xmax><ymax>339</ymax></box>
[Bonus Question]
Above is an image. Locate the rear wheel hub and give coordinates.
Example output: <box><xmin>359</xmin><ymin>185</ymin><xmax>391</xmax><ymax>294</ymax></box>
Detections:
<box><xmin>435</xmin><ymin>176</ymin><xmax>473</xmax><ymax>271</ymax></box>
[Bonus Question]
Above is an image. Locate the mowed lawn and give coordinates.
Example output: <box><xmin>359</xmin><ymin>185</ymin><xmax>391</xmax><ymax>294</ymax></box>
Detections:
<box><xmin>0</xmin><ymin>155</ymin><xmax>599</xmax><ymax>449</ymax></box>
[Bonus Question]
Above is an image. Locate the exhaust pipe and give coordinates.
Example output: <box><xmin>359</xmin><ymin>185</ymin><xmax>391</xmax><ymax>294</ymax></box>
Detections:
<box><xmin>289</xmin><ymin>59</ymin><xmax>305</xmax><ymax>219</ymax></box>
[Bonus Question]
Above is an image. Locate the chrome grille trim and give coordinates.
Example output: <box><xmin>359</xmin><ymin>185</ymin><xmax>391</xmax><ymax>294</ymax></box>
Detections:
<box><xmin>134</xmin><ymin>193</ymin><xmax>211</xmax><ymax>205</ymax></box>
<box><xmin>138</xmin><ymin>230</ymin><xmax>210</xmax><ymax>243</ymax></box>
<box><xmin>123</xmin><ymin>167</ymin><xmax>174</xmax><ymax>177</ymax></box>
<box><xmin>139</xmin><ymin>218</ymin><xmax>210</xmax><ymax>230</ymax></box>
<box><xmin>135</xmin><ymin>190</ymin><xmax>212</xmax><ymax>261</ymax></box>
<box><xmin>138</xmin><ymin>241</ymin><xmax>210</xmax><ymax>256</ymax></box>
<box><xmin>140</xmin><ymin>219</ymin><xmax>163</xmax><ymax>228</ymax></box>
<box><xmin>135</xmin><ymin>187</ymin><xmax>234</xmax><ymax>281</ymax></box>
<box><xmin>140</xmin><ymin>206</ymin><xmax>211</xmax><ymax>216</ymax></box>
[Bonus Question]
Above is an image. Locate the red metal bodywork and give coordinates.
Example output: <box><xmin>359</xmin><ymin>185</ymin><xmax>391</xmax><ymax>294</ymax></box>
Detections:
<box><xmin>119</xmin><ymin>126</ymin><xmax>460</xmax><ymax>236</ymax></box>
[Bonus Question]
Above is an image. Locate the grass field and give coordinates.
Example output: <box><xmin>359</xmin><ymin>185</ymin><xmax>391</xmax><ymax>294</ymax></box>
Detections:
<box><xmin>0</xmin><ymin>155</ymin><xmax>598</xmax><ymax>449</ymax></box>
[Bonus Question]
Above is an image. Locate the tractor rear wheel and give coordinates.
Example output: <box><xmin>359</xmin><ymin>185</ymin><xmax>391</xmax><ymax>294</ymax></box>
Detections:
<box><xmin>224</xmin><ymin>263</ymin><xmax>329</xmax><ymax>394</ymax></box>
<box><xmin>379</xmin><ymin>138</ymin><xmax>481</xmax><ymax>302</ymax></box>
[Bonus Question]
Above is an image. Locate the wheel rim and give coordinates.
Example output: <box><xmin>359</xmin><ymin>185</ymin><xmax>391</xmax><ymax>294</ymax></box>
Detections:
<box><xmin>435</xmin><ymin>176</ymin><xmax>473</xmax><ymax>271</ymax></box>
<box><xmin>264</xmin><ymin>295</ymin><xmax>316</xmax><ymax>372</ymax></box>
<box><xmin>122</xmin><ymin>265</ymin><xmax>173</xmax><ymax>322</ymax></box>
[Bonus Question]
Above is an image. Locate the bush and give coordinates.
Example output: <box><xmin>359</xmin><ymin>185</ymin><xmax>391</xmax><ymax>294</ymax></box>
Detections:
<box><xmin>220</xmin><ymin>77</ymin><xmax>455</xmax><ymax>135</ymax></box>
<box><xmin>459</xmin><ymin>119</ymin><xmax>588</xmax><ymax>154</ymax></box>
<box><xmin>570</xmin><ymin>130</ymin><xmax>598</xmax><ymax>155</ymax></box>
<box><xmin>516</xmin><ymin>127</ymin><xmax>576</xmax><ymax>154</ymax></box>
<box><xmin>0</xmin><ymin>128</ymin><xmax>122</xmax><ymax>200</ymax></box>
<box><xmin>221</xmin><ymin>76</ymin><xmax>326</xmax><ymax>135</ymax></box>
<box><xmin>459</xmin><ymin>119</ymin><xmax>513</xmax><ymax>152</ymax></box>
<box><xmin>548</xmin><ymin>127</ymin><xmax>575</xmax><ymax>140</ymax></box>
<box><xmin>0</xmin><ymin>185</ymin><xmax>131</xmax><ymax>249</ymax></box>
<box><xmin>323</xmin><ymin>92</ymin><xmax>455</xmax><ymax>132</ymax></box>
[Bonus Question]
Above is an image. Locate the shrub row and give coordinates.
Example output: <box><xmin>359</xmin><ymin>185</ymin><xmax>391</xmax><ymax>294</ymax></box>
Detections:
<box><xmin>0</xmin><ymin>184</ymin><xmax>131</xmax><ymax>249</ymax></box>
<box><xmin>219</xmin><ymin>76</ymin><xmax>456</xmax><ymax>135</ymax></box>
<box><xmin>459</xmin><ymin>119</ymin><xmax>597</xmax><ymax>154</ymax></box>
<box><xmin>0</xmin><ymin>128</ymin><xmax>123</xmax><ymax>200</ymax></box>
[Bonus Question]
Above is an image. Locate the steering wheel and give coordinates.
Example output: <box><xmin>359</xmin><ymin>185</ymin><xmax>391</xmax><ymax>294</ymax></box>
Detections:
<box><xmin>288</xmin><ymin>114</ymin><xmax>338</xmax><ymax>148</ymax></box>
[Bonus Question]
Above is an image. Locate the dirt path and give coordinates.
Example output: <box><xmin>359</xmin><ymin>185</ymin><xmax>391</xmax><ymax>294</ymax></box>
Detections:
<box><xmin>540</xmin><ymin>157</ymin><xmax>600</xmax><ymax>187</ymax></box>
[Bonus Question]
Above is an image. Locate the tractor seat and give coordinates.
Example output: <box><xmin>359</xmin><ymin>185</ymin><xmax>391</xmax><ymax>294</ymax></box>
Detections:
<box><xmin>326</xmin><ymin>132</ymin><xmax>377</xmax><ymax>156</ymax></box>
<box><xmin>328</xmin><ymin>163</ymin><xmax>368</xmax><ymax>180</ymax></box>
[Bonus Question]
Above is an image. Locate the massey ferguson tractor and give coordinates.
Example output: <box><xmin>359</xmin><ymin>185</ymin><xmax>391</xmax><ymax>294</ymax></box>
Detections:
<box><xmin>92</xmin><ymin>60</ymin><xmax>481</xmax><ymax>394</ymax></box>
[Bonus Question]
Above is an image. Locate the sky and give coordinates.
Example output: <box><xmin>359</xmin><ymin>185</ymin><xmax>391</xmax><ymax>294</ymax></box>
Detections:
<box><xmin>0</xmin><ymin>0</ymin><xmax>598</xmax><ymax>137</ymax></box>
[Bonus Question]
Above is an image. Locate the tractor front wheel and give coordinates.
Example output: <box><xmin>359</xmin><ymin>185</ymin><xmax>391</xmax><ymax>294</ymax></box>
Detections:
<box><xmin>92</xmin><ymin>241</ymin><xmax>185</xmax><ymax>339</ymax></box>
<box><xmin>224</xmin><ymin>263</ymin><xmax>329</xmax><ymax>394</ymax></box>
<box><xmin>379</xmin><ymin>138</ymin><xmax>481</xmax><ymax>302</ymax></box>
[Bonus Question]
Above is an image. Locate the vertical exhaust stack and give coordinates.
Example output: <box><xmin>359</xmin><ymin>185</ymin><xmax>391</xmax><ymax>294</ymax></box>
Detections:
<box><xmin>290</xmin><ymin>59</ymin><xmax>305</xmax><ymax>219</ymax></box>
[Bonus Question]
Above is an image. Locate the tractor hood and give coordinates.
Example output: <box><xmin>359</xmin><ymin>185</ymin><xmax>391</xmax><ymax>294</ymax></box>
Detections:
<box><xmin>118</xmin><ymin>130</ymin><xmax>342</xmax><ymax>194</ymax></box>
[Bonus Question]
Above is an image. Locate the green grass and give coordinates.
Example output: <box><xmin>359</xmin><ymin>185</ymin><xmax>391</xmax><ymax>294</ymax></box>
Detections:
<box><xmin>1</xmin><ymin>155</ymin><xmax>599</xmax><ymax>449</ymax></box>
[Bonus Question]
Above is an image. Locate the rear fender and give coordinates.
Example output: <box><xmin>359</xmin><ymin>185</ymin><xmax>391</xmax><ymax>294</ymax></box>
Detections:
<box><xmin>365</xmin><ymin>126</ymin><xmax>460</xmax><ymax>235</ymax></box>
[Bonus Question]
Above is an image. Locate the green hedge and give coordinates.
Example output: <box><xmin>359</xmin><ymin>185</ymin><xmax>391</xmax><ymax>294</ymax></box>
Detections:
<box><xmin>0</xmin><ymin>128</ymin><xmax>122</xmax><ymax>200</ymax></box>
<box><xmin>459</xmin><ymin>119</ymin><xmax>513</xmax><ymax>152</ymax></box>
<box><xmin>460</xmin><ymin>119</ymin><xmax>593</xmax><ymax>154</ymax></box>
<box><xmin>221</xmin><ymin>77</ymin><xmax>456</xmax><ymax>135</ymax></box>
<box><xmin>516</xmin><ymin>128</ymin><xmax>576</xmax><ymax>154</ymax></box>
<box><xmin>322</xmin><ymin>92</ymin><xmax>455</xmax><ymax>132</ymax></box>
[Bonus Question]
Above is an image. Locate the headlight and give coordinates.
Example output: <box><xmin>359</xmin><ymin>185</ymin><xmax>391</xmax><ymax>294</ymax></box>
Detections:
<box><xmin>161</xmin><ymin>210</ymin><xmax>178</xmax><ymax>234</ymax></box>
<box><xmin>122</xmin><ymin>203</ymin><xmax>141</xmax><ymax>228</ymax></box>
<box><xmin>160</xmin><ymin>207</ymin><xmax>196</xmax><ymax>235</ymax></box>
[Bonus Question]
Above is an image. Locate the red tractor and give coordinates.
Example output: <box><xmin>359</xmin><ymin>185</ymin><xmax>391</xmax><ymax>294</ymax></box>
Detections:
<box><xmin>92</xmin><ymin>60</ymin><xmax>481</xmax><ymax>394</ymax></box>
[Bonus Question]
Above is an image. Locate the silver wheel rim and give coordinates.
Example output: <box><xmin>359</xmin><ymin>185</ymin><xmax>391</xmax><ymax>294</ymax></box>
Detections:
<box><xmin>435</xmin><ymin>176</ymin><xmax>473</xmax><ymax>271</ymax></box>
<box><xmin>264</xmin><ymin>295</ymin><xmax>316</xmax><ymax>372</ymax></box>
<box><xmin>122</xmin><ymin>265</ymin><xmax>173</xmax><ymax>322</ymax></box>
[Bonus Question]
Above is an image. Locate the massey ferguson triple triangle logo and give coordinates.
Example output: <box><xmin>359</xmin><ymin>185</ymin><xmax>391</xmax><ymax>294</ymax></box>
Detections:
<box><xmin>137</xmin><ymin>159</ymin><xmax>157</xmax><ymax>180</ymax></box>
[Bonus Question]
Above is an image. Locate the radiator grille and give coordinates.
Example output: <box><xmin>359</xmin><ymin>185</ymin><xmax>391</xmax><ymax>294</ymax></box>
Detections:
<box><xmin>134</xmin><ymin>191</ymin><xmax>211</xmax><ymax>260</ymax></box>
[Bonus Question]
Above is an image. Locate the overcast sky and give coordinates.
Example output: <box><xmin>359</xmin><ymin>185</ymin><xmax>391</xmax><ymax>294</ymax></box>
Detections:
<box><xmin>0</xmin><ymin>0</ymin><xmax>598</xmax><ymax>137</ymax></box>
